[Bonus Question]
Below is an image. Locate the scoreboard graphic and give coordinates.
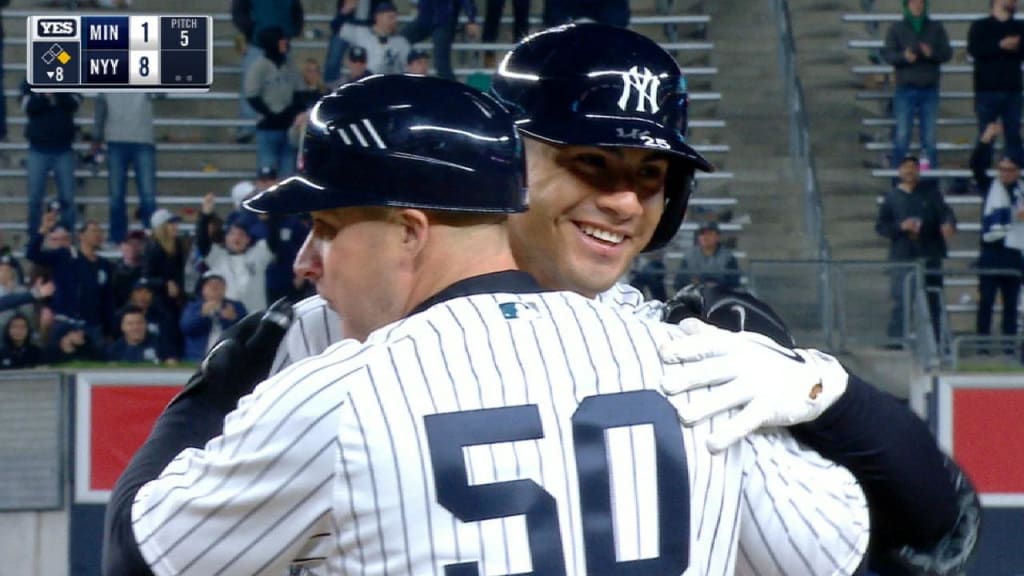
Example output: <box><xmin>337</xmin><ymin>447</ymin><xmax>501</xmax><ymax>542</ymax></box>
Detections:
<box><xmin>27</xmin><ymin>15</ymin><xmax>213</xmax><ymax>92</ymax></box>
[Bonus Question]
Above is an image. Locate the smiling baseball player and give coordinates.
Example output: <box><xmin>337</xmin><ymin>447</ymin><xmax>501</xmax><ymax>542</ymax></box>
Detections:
<box><xmin>102</xmin><ymin>74</ymin><xmax>870</xmax><ymax>576</ymax></box>
<box><xmin>267</xmin><ymin>24</ymin><xmax>977</xmax><ymax>576</ymax></box>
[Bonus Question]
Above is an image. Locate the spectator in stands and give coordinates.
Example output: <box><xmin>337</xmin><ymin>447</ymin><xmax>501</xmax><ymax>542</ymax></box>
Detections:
<box><xmin>109</xmin><ymin>229</ymin><xmax>146</xmax><ymax>309</ymax></box>
<box><xmin>339</xmin><ymin>46</ymin><xmax>373</xmax><ymax>85</ymax></box>
<box><xmin>27</xmin><ymin>213</ymin><xmax>115</xmax><ymax>349</ymax></box>
<box><xmin>44</xmin><ymin>223</ymin><xmax>72</xmax><ymax>250</ymax></box>
<box><xmin>92</xmin><ymin>93</ymin><xmax>158</xmax><ymax>244</ymax></box>
<box><xmin>968</xmin><ymin>0</ymin><xmax>1024</xmax><ymax>164</ymax></box>
<box><xmin>0</xmin><ymin>1</ymin><xmax>8</xmax><ymax>151</ymax></box>
<box><xmin>0</xmin><ymin>253</ymin><xmax>32</xmax><ymax>333</ymax></box>
<box><xmin>0</xmin><ymin>277</ymin><xmax>53</xmax><ymax>317</ymax></box>
<box><xmin>629</xmin><ymin>256</ymin><xmax>668</xmax><ymax>301</ymax></box>
<box><xmin>881</xmin><ymin>0</ymin><xmax>952</xmax><ymax>170</ymax></box>
<box><xmin>339</xmin><ymin>2</ymin><xmax>411</xmax><ymax>76</ymax></box>
<box><xmin>875</xmin><ymin>155</ymin><xmax>957</xmax><ymax>347</ymax></box>
<box><xmin>43</xmin><ymin>318</ymin><xmax>97</xmax><ymax>364</ymax></box>
<box><xmin>970</xmin><ymin>120</ymin><xmax>1024</xmax><ymax>348</ymax></box>
<box><xmin>20</xmin><ymin>80</ymin><xmax>80</xmax><ymax>235</ymax></box>
<box><xmin>196</xmin><ymin>192</ymin><xmax>278</xmax><ymax>313</ymax></box>
<box><xmin>544</xmin><ymin>0</ymin><xmax>628</xmax><ymax>27</ymax></box>
<box><xmin>264</xmin><ymin>209</ymin><xmax>312</xmax><ymax>305</ymax></box>
<box><xmin>406</xmin><ymin>49</ymin><xmax>430</xmax><ymax>75</ymax></box>
<box><xmin>402</xmin><ymin>0</ymin><xmax>481</xmax><ymax>80</ymax></box>
<box><xmin>115</xmin><ymin>277</ymin><xmax>180</xmax><ymax>362</ymax></box>
<box><xmin>0</xmin><ymin>313</ymin><xmax>41</xmax><ymax>369</ymax></box>
<box><xmin>298</xmin><ymin>57</ymin><xmax>329</xmax><ymax>109</ymax></box>
<box><xmin>179</xmin><ymin>272</ymin><xmax>246</xmax><ymax>361</ymax></box>
<box><xmin>482</xmin><ymin>0</ymin><xmax>530</xmax><ymax>53</ymax></box>
<box><xmin>244</xmin><ymin>26</ymin><xmax>306</xmax><ymax>179</ymax></box>
<box><xmin>324</xmin><ymin>0</ymin><xmax>387</xmax><ymax>84</ymax></box>
<box><xmin>142</xmin><ymin>208</ymin><xmax>188</xmax><ymax>316</ymax></box>
<box><xmin>227</xmin><ymin>170</ymin><xmax>272</xmax><ymax>241</ymax></box>
<box><xmin>106</xmin><ymin>305</ymin><xmax>169</xmax><ymax>364</ymax></box>
<box><xmin>232</xmin><ymin>0</ymin><xmax>304</xmax><ymax>143</ymax></box>
<box><xmin>673</xmin><ymin>221</ymin><xmax>742</xmax><ymax>290</ymax></box>
<box><xmin>0</xmin><ymin>246</ymin><xmax>23</xmax><ymax>282</ymax></box>
<box><xmin>324</xmin><ymin>0</ymin><xmax>351</xmax><ymax>85</ymax></box>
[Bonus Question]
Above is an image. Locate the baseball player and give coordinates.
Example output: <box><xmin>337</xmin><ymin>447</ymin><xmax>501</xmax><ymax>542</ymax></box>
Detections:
<box><xmin>103</xmin><ymin>74</ymin><xmax>869</xmax><ymax>575</ymax></box>
<box><xmin>269</xmin><ymin>24</ymin><xmax>978</xmax><ymax>574</ymax></box>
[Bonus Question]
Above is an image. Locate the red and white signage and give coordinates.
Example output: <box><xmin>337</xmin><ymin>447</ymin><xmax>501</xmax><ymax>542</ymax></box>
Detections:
<box><xmin>74</xmin><ymin>371</ymin><xmax>188</xmax><ymax>503</ymax></box>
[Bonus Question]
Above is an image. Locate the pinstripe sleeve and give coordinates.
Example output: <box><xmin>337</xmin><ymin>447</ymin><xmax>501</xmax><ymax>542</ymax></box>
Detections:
<box><xmin>132</xmin><ymin>342</ymin><xmax>365</xmax><ymax>576</ymax></box>
<box><xmin>736</xmin><ymin>430</ymin><xmax>870</xmax><ymax>576</ymax></box>
<box><xmin>272</xmin><ymin>295</ymin><xmax>343</xmax><ymax>374</ymax></box>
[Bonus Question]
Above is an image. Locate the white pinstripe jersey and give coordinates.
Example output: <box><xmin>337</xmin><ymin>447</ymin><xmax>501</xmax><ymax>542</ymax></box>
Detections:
<box><xmin>133</xmin><ymin>287</ymin><xmax>868</xmax><ymax>576</ymax></box>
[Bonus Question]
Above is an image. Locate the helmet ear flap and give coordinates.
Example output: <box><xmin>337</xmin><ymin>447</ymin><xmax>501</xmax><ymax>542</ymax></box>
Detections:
<box><xmin>643</xmin><ymin>164</ymin><xmax>694</xmax><ymax>252</ymax></box>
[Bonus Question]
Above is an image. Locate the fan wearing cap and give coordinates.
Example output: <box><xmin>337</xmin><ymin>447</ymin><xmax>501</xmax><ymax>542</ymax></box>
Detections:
<box><xmin>196</xmin><ymin>191</ymin><xmax>281</xmax><ymax>314</ymax></box>
<box><xmin>114</xmin><ymin>277</ymin><xmax>180</xmax><ymax>362</ymax></box>
<box><xmin>400</xmin><ymin>0</ymin><xmax>480</xmax><ymax>80</ymax></box>
<box><xmin>42</xmin><ymin>318</ymin><xmax>94</xmax><ymax>364</ymax></box>
<box><xmin>226</xmin><ymin>170</ymin><xmax>273</xmax><ymax>242</ymax></box>
<box><xmin>337</xmin><ymin>2</ymin><xmax>410</xmax><ymax>75</ymax></box>
<box><xmin>109</xmin><ymin>229</ymin><xmax>148</xmax><ymax>309</ymax></box>
<box><xmin>179</xmin><ymin>271</ymin><xmax>247</xmax><ymax>361</ymax></box>
<box><xmin>405</xmin><ymin>48</ymin><xmax>429</xmax><ymax>75</ymax></box>
<box><xmin>673</xmin><ymin>221</ymin><xmax>741</xmax><ymax>291</ymax></box>
<box><xmin>142</xmin><ymin>208</ymin><xmax>189</xmax><ymax>315</ymax></box>
<box><xmin>338</xmin><ymin>45</ymin><xmax>373</xmax><ymax>86</ymax></box>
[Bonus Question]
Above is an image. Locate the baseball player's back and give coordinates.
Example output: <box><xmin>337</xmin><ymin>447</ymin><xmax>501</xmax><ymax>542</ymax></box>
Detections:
<box><xmin>131</xmin><ymin>289</ymin><xmax>867</xmax><ymax>575</ymax></box>
<box><xmin>328</xmin><ymin>290</ymin><xmax>743</xmax><ymax>575</ymax></box>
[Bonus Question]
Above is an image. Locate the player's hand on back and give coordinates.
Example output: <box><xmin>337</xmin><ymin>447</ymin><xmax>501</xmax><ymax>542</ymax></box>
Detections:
<box><xmin>659</xmin><ymin>319</ymin><xmax>848</xmax><ymax>452</ymax></box>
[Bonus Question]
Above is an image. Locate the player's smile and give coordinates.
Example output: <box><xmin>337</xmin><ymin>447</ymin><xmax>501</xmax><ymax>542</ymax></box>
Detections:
<box><xmin>571</xmin><ymin>219</ymin><xmax>633</xmax><ymax>259</ymax></box>
<box><xmin>577</xmin><ymin>222</ymin><xmax>627</xmax><ymax>245</ymax></box>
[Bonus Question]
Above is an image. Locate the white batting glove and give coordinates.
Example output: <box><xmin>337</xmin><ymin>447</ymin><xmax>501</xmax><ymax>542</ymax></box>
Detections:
<box><xmin>659</xmin><ymin>318</ymin><xmax>848</xmax><ymax>453</ymax></box>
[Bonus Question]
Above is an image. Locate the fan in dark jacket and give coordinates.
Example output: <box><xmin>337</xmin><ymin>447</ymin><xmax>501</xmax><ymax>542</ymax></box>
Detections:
<box><xmin>0</xmin><ymin>313</ymin><xmax>41</xmax><ymax>369</ymax></box>
<box><xmin>881</xmin><ymin>0</ymin><xmax>952</xmax><ymax>169</ymax></box>
<box><xmin>875</xmin><ymin>155</ymin><xmax>957</xmax><ymax>344</ymax></box>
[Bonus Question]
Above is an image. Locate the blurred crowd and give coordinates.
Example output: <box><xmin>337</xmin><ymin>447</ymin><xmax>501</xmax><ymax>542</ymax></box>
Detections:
<box><xmin>0</xmin><ymin>0</ymin><xmax>634</xmax><ymax>369</ymax></box>
<box><xmin>0</xmin><ymin>165</ymin><xmax>315</xmax><ymax>368</ymax></box>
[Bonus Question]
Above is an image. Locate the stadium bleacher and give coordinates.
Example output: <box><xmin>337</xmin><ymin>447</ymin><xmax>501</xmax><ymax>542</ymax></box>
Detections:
<box><xmin>0</xmin><ymin>1</ymin><xmax>739</xmax><ymax>294</ymax></box>
<box><xmin>841</xmin><ymin>3</ymin><xmax>1024</xmax><ymax>335</ymax></box>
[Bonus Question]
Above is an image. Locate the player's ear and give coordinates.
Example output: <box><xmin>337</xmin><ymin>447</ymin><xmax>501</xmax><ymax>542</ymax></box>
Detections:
<box><xmin>396</xmin><ymin>208</ymin><xmax>430</xmax><ymax>256</ymax></box>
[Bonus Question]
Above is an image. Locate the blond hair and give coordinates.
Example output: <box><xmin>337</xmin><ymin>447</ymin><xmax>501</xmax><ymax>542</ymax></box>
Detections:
<box><xmin>152</xmin><ymin>222</ymin><xmax>178</xmax><ymax>255</ymax></box>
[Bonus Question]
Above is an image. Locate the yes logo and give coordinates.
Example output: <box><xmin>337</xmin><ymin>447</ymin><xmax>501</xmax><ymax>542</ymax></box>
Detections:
<box><xmin>38</xmin><ymin>19</ymin><xmax>76</xmax><ymax>37</ymax></box>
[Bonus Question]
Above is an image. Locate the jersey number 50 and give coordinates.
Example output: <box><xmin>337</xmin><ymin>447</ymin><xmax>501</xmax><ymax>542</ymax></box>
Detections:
<box><xmin>425</xmin><ymin>390</ymin><xmax>690</xmax><ymax>576</ymax></box>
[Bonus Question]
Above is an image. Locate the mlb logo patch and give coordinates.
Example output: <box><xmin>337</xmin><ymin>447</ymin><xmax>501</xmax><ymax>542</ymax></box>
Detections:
<box><xmin>499</xmin><ymin>301</ymin><xmax>539</xmax><ymax>320</ymax></box>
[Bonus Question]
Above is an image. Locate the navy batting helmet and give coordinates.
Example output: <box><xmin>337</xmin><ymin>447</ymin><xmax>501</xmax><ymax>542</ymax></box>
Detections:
<box><xmin>490</xmin><ymin>23</ymin><xmax>714</xmax><ymax>252</ymax></box>
<box><xmin>244</xmin><ymin>75</ymin><xmax>527</xmax><ymax>215</ymax></box>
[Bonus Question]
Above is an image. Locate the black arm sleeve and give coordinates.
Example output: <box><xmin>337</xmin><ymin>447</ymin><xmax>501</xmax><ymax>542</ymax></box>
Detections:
<box><xmin>792</xmin><ymin>375</ymin><xmax>959</xmax><ymax>551</ymax></box>
<box><xmin>102</xmin><ymin>306</ymin><xmax>290</xmax><ymax>575</ymax></box>
<box><xmin>101</xmin><ymin>384</ymin><xmax>226</xmax><ymax>575</ymax></box>
<box><xmin>970</xmin><ymin>138</ymin><xmax>995</xmax><ymax>193</ymax></box>
<box><xmin>246</xmin><ymin>96</ymin><xmax>274</xmax><ymax>118</ymax></box>
<box><xmin>196</xmin><ymin>211</ymin><xmax>214</xmax><ymax>257</ymax></box>
<box><xmin>664</xmin><ymin>284</ymin><xmax>962</xmax><ymax>557</ymax></box>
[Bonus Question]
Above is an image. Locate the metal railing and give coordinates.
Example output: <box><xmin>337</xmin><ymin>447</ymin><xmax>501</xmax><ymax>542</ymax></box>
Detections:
<box><xmin>743</xmin><ymin>259</ymin><xmax>937</xmax><ymax>361</ymax></box>
<box><xmin>772</xmin><ymin>0</ymin><xmax>834</xmax><ymax>356</ymax></box>
<box><xmin>740</xmin><ymin>259</ymin><xmax>1024</xmax><ymax>370</ymax></box>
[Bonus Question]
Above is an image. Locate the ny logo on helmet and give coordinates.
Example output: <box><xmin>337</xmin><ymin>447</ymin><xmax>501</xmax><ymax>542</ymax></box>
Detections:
<box><xmin>618</xmin><ymin>66</ymin><xmax>661</xmax><ymax>114</ymax></box>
